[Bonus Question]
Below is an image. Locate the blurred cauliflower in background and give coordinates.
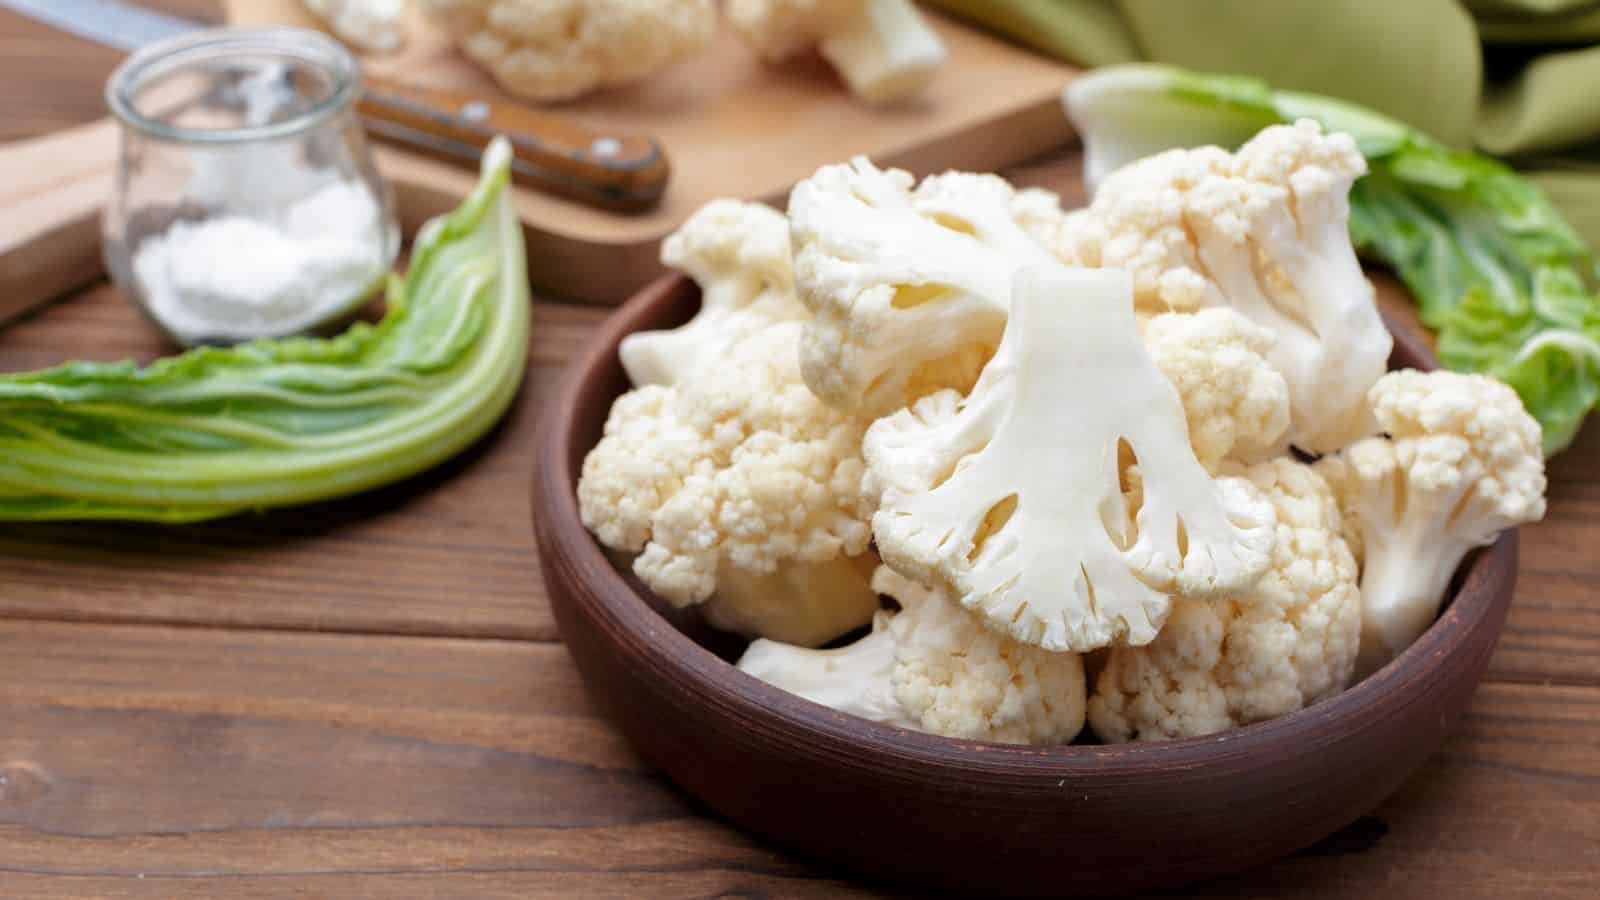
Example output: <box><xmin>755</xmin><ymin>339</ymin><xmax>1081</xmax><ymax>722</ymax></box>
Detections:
<box><xmin>1089</xmin><ymin>458</ymin><xmax>1361</xmax><ymax>742</ymax></box>
<box><xmin>420</xmin><ymin>0</ymin><xmax>716</xmax><ymax>101</ymax></box>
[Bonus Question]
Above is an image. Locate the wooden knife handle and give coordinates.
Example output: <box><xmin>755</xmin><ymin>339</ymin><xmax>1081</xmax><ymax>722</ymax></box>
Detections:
<box><xmin>357</xmin><ymin>78</ymin><xmax>669</xmax><ymax>213</ymax></box>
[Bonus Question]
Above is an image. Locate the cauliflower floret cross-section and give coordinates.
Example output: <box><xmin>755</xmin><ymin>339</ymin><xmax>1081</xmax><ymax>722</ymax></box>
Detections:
<box><xmin>1066</xmin><ymin>121</ymin><xmax>1392</xmax><ymax>454</ymax></box>
<box><xmin>1089</xmin><ymin>458</ymin><xmax>1362</xmax><ymax>742</ymax></box>
<box><xmin>789</xmin><ymin>156</ymin><xmax>1069</xmax><ymax>416</ymax></box>
<box><xmin>420</xmin><ymin>0</ymin><xmax>716</xmax><ymax>102</ymax></box>
<box><xmin>620</xmin><ymin>200</ymin><xmax>806</xmax><ymax>388</ymax></box>
<box><xmin>1314</xmin><ymin>370</ymin><xmax>1546</xmax><ymax>675</ymax></box>
<box><xmin>865</xmin><ymin>264</ymin><xmax>1277</xmax><ymax>653</ymax></box>
<box><xmin>578</xmin><ymin>322</ymin><xmax>880</xmax><ymax>645</ymax></box>
<box><xmin>738</xmin><ymin>566</ymin><xmax>1087</xmax><ymax>744</ymax></box>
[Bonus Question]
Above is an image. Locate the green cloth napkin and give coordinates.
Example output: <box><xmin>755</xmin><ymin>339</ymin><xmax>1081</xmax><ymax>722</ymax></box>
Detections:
<box><xmin>928</xmin><ymin>0</ymin><xmax>1600</xmax><ymax>248</ymax></box>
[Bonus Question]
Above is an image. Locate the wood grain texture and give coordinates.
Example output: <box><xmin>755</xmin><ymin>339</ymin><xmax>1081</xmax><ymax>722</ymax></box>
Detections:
<box><xmin>0</xmin><ymin>621</ymin><xmax>1595</xmax><ymax>897</ymax></box>
<box><xmin>356</xmin><ymin>79</ymin><xmax>670</xmax><ymax>212</ymax></box>
<box><xmin>3</xmin><ymin>8</ymin><xmax>1599</xmax><ymax>895</ymax></box>
<box><xmin>0</xmin><ymin>120</ymin><xmax>118</xmax><ymax>325</ymax></box>
<box><xmin>0</xmin><ymin>0</ymin><xmax>220</xmax><ymax>141</ymax></box>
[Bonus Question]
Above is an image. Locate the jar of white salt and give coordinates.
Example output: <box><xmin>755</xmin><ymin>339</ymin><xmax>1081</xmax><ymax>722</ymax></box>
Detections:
<box><xmin>103</xmin><ymin>28</ymin><xmax>399</xmax><ymax>346</ymax></box>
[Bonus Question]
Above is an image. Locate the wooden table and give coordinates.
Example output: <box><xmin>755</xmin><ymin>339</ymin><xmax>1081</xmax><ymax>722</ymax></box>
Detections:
<box><xmin>3</xmin><ymin>4</ymin><xmax>1597</xmax><ymax>897</ymax></box>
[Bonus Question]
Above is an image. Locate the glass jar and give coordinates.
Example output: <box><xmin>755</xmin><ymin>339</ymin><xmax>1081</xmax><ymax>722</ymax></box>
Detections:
<box><xmin>103</xmin><ymin>27</ymin><xmax>399</xmax><ymax>347</ymax></box>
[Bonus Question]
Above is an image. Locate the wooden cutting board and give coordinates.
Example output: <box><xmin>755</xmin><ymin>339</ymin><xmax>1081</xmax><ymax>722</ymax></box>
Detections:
<box><xmin>0</xmin><ymin>5</ymin><xmax>1075</xmax><ymax>315</ymax></box>
<box><xmin>222</xmin><ymin>0</ymin><xmax>1078</xmax><ymax>302</ymax></box>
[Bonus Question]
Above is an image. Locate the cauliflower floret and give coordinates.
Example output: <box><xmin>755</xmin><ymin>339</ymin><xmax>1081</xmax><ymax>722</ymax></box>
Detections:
<box><xmin>579</xmin><ymin>322</ymin><xmax>877</xmax><ymax>643</ymax></box>
<box><xmin>621</xmin><ymin>200</ymin><xmax>806</xmax><ymax>388</ymax></box>
<box><xmin>866</xmin><ymin>264</ymin><xmax>1276</xmax><ymax>652</ymax></box>
<box><xmin>1142</xmin><ymin>308</ymin><xmax>1291</xmax><ymax>471</ymax></box>
<box><xmin>1090</xmin><ymin>458</ymin><xmax>1361</xmax><ymax>742</ymax></box>
<box><xmin>788</xmin><ymin>157</ymin><xmax>1066</xmax><ymax>415</ymax></box>
<box><xmin>1065</xmin><ymin>121</ymin><xmax>1392</xmax><ymax>455</ymax></box>
<box><xmin>1311</xmin><ymin>455</ymin><xmax>1365</xmax><ymax>569</ymax></box>
<box><xmin>703</xmin><ymin>552</ymin><xmax>881</xmax><ymax>648</ymax></box>
<box><xmin>419</xmin><ymin>0</ymin><xmax>715</xmax><ymax>102</ymax></box>
<box><xmin>1314</xmin><ymin>370</ymin><xmax>1546</xmax><ymax>674</ymax></box>
<box><xmin>301</xmin><ymin>0</ymin><xmax>406</xmax><ymax>51</ymax></box>
<box><xmin>738</xmin><ymin>566</ymin><xmax>1087</xmax><ymax>744</ymax></box>
<box><xmin>727</xmin><ymin>0</ymin><xmax>946</xmax><ymax>104</ymax></box>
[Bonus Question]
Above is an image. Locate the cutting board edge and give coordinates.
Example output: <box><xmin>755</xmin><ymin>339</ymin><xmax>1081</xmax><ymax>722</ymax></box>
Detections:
<box><xmin>388</xmin><ymin>93</ymin><xmax>1080</xmax><ymax>305</ymax></box>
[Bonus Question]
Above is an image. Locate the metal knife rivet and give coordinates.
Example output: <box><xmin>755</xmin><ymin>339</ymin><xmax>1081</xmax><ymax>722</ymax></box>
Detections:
<box><xmin>590</xmin><ymin>137</ymin><xmax>623</xmax><ymax>158</ymax></box>
<box><xmin>460</xmin><ymin>101</ymin><xmax>490</xmax><ymax>123</ymax></box>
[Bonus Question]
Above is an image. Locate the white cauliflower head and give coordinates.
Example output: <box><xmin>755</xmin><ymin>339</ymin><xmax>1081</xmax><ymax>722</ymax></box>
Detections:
<box><xmin>1315</xmin><ymin>370</ymin><xmax>1546</xmax><ymax>674</ymax></box>
<box><xmin>738</xmin><ymin>566</ymin><xmax>1087</xmax><ymax>744</ymax></box>
<box><xmin>865</xmin><ymin>264</ymin><xmax>1277</xmax><ymax>653</ymax></box>
<box><xmin>726</xmin><ymin>0</ymin><xmax>947</xmax><ymax>104</ymax></box>
<box><xmin>788</xmin><ymin>156</ymin><xmax>1066</xmax><ymax>415</ymax></box>
<box><xmin>1142</xmin><ymin>308</ymin><xmax>1291</xmax><ymax>471</ymax></box>
<box><xmin>419</xmin><ymin>0</ymin><xmax>716</xmax><ymax>102</ymax></box>
<box><xmin>621</xmin><ymin>200</ymin><xmax>806</xmax><ymax>387</ymax></box>
<box><xmin>1065</xmin><ymin>120</ymin><xmax>1393</xmax><ymax>455</ymax></box>
<box><xmin>578</xmin><ymin>322</ymin><xmax>877</xmax><ymax>643</ymax></box>
<box><xmin>1090</xmin><ymin>458</ymin><xmax>1362</xmax><ymax>742</ymax></box>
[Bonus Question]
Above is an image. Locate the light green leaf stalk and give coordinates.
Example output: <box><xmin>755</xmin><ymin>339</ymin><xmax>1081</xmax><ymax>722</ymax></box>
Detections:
<box><xmin>0</xmin><ymin>137</ymin><xmax>529</xmax><ymax>521</ymax></box>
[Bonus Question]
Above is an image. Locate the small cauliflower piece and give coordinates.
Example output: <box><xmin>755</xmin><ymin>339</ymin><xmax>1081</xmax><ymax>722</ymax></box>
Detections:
<box><xmin>704</xmin><ymin>553</ymin><xmax>881</xmax><ymax>648</ymax></box>
<box><xmin>738</xmin><ymin>566</ymin><xmax>1087</xmax><ymax>744</ymax></box>
<box><xmin>302</xmin><ymin>0</ymin><xmax>407</xmax><ymax>51</ymax></box>
<box><xmin>578</xmin><ymin>322</ymin><xmax>877</xmax><ymax>643</ymax></box>
<box><xmin>1142</xmin><ymin>308</ymin><xmax>1291</xmax><ymax>471</ymax></box>
<box><xmin>788</xmin><ymin>156</ymin><xmax>1066</xmax><ymax>415</ymax></box>
<box><xmin>1090</xmin><ymin>458</ymin><xmax>1362</xmax><ymax>742</ymax></box>
<box><xmin>727</xmin><ymin>0</ymin><xmax>947</xmax><ymax>104</ymax></box>
<box><xmin>1315</xmin><ymin>370</ymin><xmax>1547</xmax><ymax>674</ymax></box>
<box><xmin>621</xmin><ymin>200</ymin><xmax>806</xmax><ymax>387</ymax></box>
<box><xmin>866</xmin><ymin>264</ymin><xmax>1276</xmax><ymax>652</ymax></box>
<box><xmin>1065</xmin><ymin>121</ymin><xmax>1392</xmax><ymax>455</ymax></box>
<box><xmin>419</xmin><ymin>0</ymin><xmax>715</xmax><ymax>102</ymax></box>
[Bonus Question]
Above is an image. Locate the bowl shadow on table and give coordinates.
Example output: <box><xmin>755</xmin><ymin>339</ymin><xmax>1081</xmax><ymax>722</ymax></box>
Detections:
<box><xmin>534</xmin><ymin>274</ymin><xmax>1518</xmax><ymax>898</ymax></box>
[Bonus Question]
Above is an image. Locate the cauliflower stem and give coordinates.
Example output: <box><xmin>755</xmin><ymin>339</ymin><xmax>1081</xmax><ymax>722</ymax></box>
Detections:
<box><xmin>868</xmin><ymin>264</ymin><xmax>1276</xmax><ymax>652</ymax></box>
<box><xmin>1316</xmin><ymin>370</ymin><xmax>1546</xmax><ymax>674</ymax></box>
<box><xmin>818</xmin><ymin>0</ymin><xmax>948</xmax><ymax>105</ymax></box>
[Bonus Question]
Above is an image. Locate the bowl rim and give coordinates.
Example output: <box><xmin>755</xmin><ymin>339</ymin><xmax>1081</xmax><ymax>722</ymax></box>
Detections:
<box><xmin>537</xmin><ymin>271</ymin><xmax>1518</xmax><ymax>771</ymax></box>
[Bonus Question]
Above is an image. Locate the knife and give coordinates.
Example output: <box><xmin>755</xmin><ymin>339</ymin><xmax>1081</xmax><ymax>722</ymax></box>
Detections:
<box><xmin>0</xmin><ymin>0</ymin><xmax>670</xmax><ymax>212</ymax></box>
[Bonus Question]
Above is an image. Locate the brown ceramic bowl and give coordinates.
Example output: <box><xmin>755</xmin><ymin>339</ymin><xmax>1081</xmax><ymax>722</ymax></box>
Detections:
<box><xmin>533</xmin><ymin>274</ymin><xmax>1518</xmax><ymax>897</ymax></box>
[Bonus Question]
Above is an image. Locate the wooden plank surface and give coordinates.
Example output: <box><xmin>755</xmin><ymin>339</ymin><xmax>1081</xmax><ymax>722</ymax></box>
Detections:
<box><xmin>1</xmin><ymin>621</ymin><xmax>1596</xmax><ymax>898</ymax></box>
<box><xmin>3</xmin><ymin>3</ymin><xmax>1599</xmax><ymax>897</ymax></box>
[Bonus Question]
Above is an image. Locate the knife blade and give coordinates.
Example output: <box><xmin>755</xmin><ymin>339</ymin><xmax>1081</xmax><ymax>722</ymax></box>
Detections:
<box><xmin>0</xmin><ymin>0</ymin><xmax>669</xmax><ymax>212</ymax></box>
